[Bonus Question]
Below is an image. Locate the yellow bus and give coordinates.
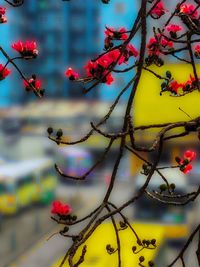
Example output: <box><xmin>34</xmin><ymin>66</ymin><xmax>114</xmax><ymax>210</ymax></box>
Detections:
<box><xmin>0</xmin><ymin>158</ymin><xmax>57</xmax><ymax>215</ymax></box>
<box><xmin>52</xmin><ymin>222</ymin><xmax>167</xmax><ymax>267</ymax></box>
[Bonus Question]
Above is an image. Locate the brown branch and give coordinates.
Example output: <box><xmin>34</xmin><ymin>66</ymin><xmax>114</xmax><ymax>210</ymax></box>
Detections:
<box><xmin>48</xmin><ymin>77</ymin><xmax>135</xmax><ymax>146</ymax></box>
<box><xmin>106</xmin><ymin>205</ymin><xmax>121</xmax><ymax>267</ymax></box>
<box><xmin>0</xmin><ymin>47</ymin><xmax>42</xmax><ymax>98</ymax></box>
<box><xmin>168</xmin><ymin>224</ymin><xmax>200</xmax><ymax>267</ymax></box>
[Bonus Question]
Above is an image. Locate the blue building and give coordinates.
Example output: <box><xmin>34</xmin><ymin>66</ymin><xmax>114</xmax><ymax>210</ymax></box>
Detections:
<box><xmin>0</xmin><ymin>7</ymin><xmax>20</xmax><ymax>107</ymax></box>
<box><xmin>16</xmin><ymin>0</ymin><xmax>69</xmax><ymax>100</ymax></box>
<box><xmin>0</xmin><ymin>0</ymin><xmax>102</xmax><ymax>106</ymax></box>
<box><xmin>0</xmin><ymin>1</ymin><xmax>139</xmax><ymax>105</ymax></box>
<box><xmin>99</xmin><ymin>0</ymin><xmax>139</xmax><ymax>102</ymax></box>
<box><xmin>65</xmin><ymin>0</ymin><xmax>101</xmax><ymax>99</ymax></box>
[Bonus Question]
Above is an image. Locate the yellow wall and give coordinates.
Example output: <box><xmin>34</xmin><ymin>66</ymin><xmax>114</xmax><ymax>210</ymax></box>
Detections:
<box><xmin>134</xmin><ymin>64</ymin><xmax>200</xmax><ymax>126</ymax></box>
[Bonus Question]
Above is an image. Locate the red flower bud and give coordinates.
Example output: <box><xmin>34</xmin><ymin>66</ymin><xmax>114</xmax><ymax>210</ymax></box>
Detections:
<box><xmin>0</xmin><ymin>64</ymin><xmax>11</xmax><ymax>80</ymax></box>
<box><xmin>182</xmin><ymin>164</ymin><xmax>193</xmax><ymax>174</ymax></box>
<box><xmin>23</xmin><ymin>78</ymin><xmax>41</xmax><ymax>91</ymax></box>
<box><xmin>65</xmin><ymin>67</ymin><xmax>79</xmax><ymax>80</ymax></box>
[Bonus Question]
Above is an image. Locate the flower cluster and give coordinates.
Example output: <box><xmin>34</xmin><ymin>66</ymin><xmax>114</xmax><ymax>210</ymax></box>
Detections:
<box><xmin>104</xmin><ymin>27</ymin><xmax>128</xmax><ymax>50</ymax></box>
<box><xmin>166</xmin><ymin>24</ymin><xmax>183</xmax><ymax>38</ymax></box>
<box><xmin>147</xmin><ymin>35</ymin><xmax>174</xmax><ymax>56</ymax></box>
<box><xmin>145</xmin><ymin>35</ymin><xmax>173</xmax><ymax>66</ymax></box>
<box><xmin>0</xmin><ymin>64</ymin><xmax>11</xmax><ymax>80</ymax></box>
<box><xmin>150</xmin><ymin>1</ymin><xmax>167</xmax><ymax>19</ymax></box>
<box><xmin>182</xmin><ymin>75</ymin><xmax>200</xmax><ymax>93</ymax></box>
<box><xmin>160</xmin><ymin>73</ymin><xmax>200</xmax><ymax>96</ymax></box>
<box><xmin>0</xmin><ymin>7</ymin><xmax>7</xmax><ymax>23</ymax></box>
<box><xmin>65</xmin><ymin>44</ymin><xmax>138</xmax><ymax>85</ymax></box>
<box><xmin>65</xmin><ymin>23</ymin><xmax>138</xmax><ymax>86</ymax></box>
<box><xmin>12</xmin><ymin>40</ymin><xmax>38</xmax><ymax>59</ymax></box>
<box><xmin>176</xmin><ymin>150</ymin><xmax>197</xmax><ymax>174</ymax></box>
<box><xmin>51</xmin><ymin>200</ymin><xmax>72</xmax><ymax>216</ymax></box>
<box><xmin>179</xmin><ymin>3</ymin><xmax>199</xmax><ymax>19</ymax></box>
<box><xmin>194</xmin><ymin>44</ymin><xmax>200</xmax><ymax>59</ymax></box>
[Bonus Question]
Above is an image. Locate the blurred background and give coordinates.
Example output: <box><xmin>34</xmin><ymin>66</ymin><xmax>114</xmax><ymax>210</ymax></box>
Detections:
<box><xmin>0</xmin><ymin>0</ymin><xmax>199</xmax><ymax>266</ymax></box>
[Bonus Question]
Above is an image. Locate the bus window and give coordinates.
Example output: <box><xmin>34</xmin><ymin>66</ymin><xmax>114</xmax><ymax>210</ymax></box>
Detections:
<box><xmin>37</xmin><ymin>166</ymin><xmax>57</xmax><ymax>205</ymax></box>
<box><xmin>154</xmin><ymin>243</ymin><xmax>168</xmax><ymax>267</ymax></box>
<box><xmin>0</xmin><ymin>183</ymin><xmax>5</xmax><ymax>195</ymax></box>
<box><xmin>16</xmin><ymin>175</ymin><xmax>34</xmax><ymax>188</ymax></box>
<box><xmin>6</xmin><ymin>183</ymin><xmax>15</xmax><ymax>194</ymax></box>
<box><xmin>41</xmin><ymin>168</ymin><xmax>55</xmax><ymax>180</ymax></box>
<box><xmin>134</xmin><ymin>194</ymin><xmax>186</xmax><ymax>224</ymax></box>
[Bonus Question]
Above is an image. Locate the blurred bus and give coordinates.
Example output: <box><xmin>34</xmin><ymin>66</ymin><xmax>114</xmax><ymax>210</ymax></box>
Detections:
<box><xmin>0</xmin><ymin>158</ymin><xmax>57</xmax><ymax>215</ymax></box>
<box><xmin>56</xmin><ymin>147</ymin><xmax>93</xmax><ymax>184</ymax></box>
<box><xmin>134</xmin><ymin>169</ymin><xmax>189</xmax><ymax>247</ymax></box>
<box><xmin>52</xmin><ymin>222</ymin><xmax>167</xmax><ymax>267</ymax></box>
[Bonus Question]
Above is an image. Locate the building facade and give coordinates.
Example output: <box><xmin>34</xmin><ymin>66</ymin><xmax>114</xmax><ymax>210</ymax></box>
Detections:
<box><xmin>99</xmin><ymin>0</ymin><xmax>139</xmax><ymax>102</ymax></box>
<box><xmin>0</xmin><ymin>0</ymin><xmax>102</xmax><ymax>106</ymax></box>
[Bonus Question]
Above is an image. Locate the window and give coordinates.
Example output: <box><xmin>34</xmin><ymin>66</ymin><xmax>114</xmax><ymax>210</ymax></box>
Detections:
<box><xmin>17</xmin><ymin>175</ymin><xmax>34</xmax><ymax>188</ymax></box>
<box><xmin>0</xmin><ymin>183</ymin><xmax>5</xmax><ymax>194</ymax></box>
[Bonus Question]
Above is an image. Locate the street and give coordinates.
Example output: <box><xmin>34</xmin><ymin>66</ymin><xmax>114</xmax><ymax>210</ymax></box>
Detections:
<box><xmin>2</xmin><ymin>181</ymin><xmax>199</xmax><ymax>267</ymax></box>
<box><xmin>6</xmin><ymin>181</ymin><xmax>134</xmax><ymax>267</ymax></box>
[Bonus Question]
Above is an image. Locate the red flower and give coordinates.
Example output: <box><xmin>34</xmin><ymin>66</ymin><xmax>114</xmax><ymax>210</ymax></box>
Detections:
<box><xmin>25</xmin><ymin>41</ymin><xmax>37</xmax><ymax>52</ymax></box>
<box><xmin>104</xmin><ymin>27</ymin><xmax>128</xmax><ymax>40</ymax></box>
<box><xmin>182</xmin><ymin>75</ymin><xmax>200</xmax><ymax>91</ymax></box>
<box><xmin>97</xmin><ymin>53</ymin><xmax>113</xmax><ymax>68</ymax></box>
<box><xmin>104</xmin><ymin>27</ymin><xmax>115</xmax><ymax>38</ymax></box>
<box><xmin>160</xmin><ymin>38</ymin><xmax>174</xmax><ymax>48</ymax></box>
<box><xmin>102</xmin><ymin>49</ymin><xmax>126</xmax><ymax>66</ymax></box>
<box><xmin>84</xmin><ymin>49</ymin><xmax>122</xmax><ymax>85</ymax></box>
<box><xmin>179</xmin><ymin>4</ymin><xmax>199</xmax><ymax>19</ymax></box>
<box><xmin>150</xmin><ymin>2</ymin><xmax>167</xmax><ymax>18</ymax></box>
<box><xmin>194</xmin><ymin>44</ymin><xmax>200</xmax><ymax>59</ymax></box>
<box><xmin>184</xmin><ymin>150</ymin><xmax>196</xmax><ymax>161</ymax></box>
<box><xmin>147</xmin><ymin>37</ymin><xmax>159</xmax><ymax>56</ymax></box>
<box><xmin>127</xmin><ymin>44</ymin><xmax>138</xmax><ymax>57</ymax></box>
<box><xmin>182</xmin><ymin>164</ymin><xmax>193</xmax><ymax>174</ymax></box>
<box><xmin>0</xmin><ymin>64</ymin><xmax>11</xmax><ymax>80</ymax></box>
<box><xmin>0</xmin><ymin>7</ymin><xmax>6</xmax><ymax>15</ymax></box>
<box><xmin>105</xmin><ymin>73</ymin><xmax>114</xmax><ymax>85</ymax></box>
<box><xmin>51</xmin><ymin>200</ymin><xmax>72</xmax><ymax>216</ymax></box>
<box><xmin>147</xmin><ymin>34</ymin><xmax>174</xmax><ymax>56</ymax></box>
<box><xmin>12</xmin><ymin>41</ymin><xmax>24</xmax><ymax>53</ymax></box>
<box><xmin>0</xmin><ymin>7</ymin><xmax>7</xmax><ymax>23</ymax></box>
<box><xmin>178</xmin><ymin>150</ymin><xmax>197</xmax><ymax>174</ymax></box>
<box><xmin>65</xmin><ymin>67</ymin><xmax>79</xmax><ymax>80</ymax></box>
<box><xmin>23</xmin><ymin>77</ymin><xmax>41</xmax><ymax>91</ymax></box>
<box><xmin>84</xmin><ymin>60</ymin><xmax>98</xmax><ymax>77</ymax></box>
<box><xmin>166</xmin><ymin>24</ymin><xmax>183</xmax><ymax>33</ymax></box>
<box><xmin>12</xmin><ymin>40</ymin><xmax>38</xmax><ymax>58</ymax></box>
<box><xmin>195</xmin><ymin>44</ymin><xmax>200</xmax><ymax>53</ymax></box>
<box><xmin>169</xmin><ymin>80</ymin><xmax>182</xmax><ymax>94</ymax></box>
